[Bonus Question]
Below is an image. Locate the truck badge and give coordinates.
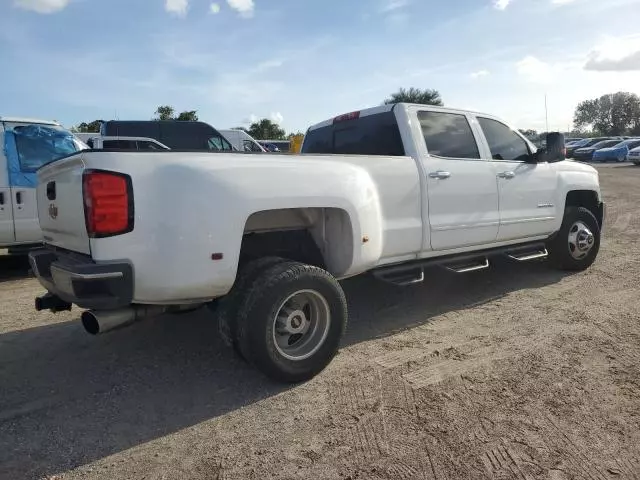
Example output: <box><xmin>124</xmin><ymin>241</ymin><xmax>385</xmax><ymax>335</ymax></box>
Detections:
<box><xmin>48</xmin><ymin>203</ymin><xmax>58</xmax><ymax>220</ymax></box>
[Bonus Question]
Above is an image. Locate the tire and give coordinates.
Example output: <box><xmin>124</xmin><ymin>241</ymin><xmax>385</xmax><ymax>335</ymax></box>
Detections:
<box><xmin>215</xmin><ymin>257</ymin><xmax>286</xmax><ymax>357</ymax></box>
<box><xmin>547</xmin><ymin>206</ymin><xmax>600</xmax><ymax>271</ymax></box>
<box><xmin>235</xmin><ymin>261</ymin><xmax>347</xmax><ymax>383</ymax></box>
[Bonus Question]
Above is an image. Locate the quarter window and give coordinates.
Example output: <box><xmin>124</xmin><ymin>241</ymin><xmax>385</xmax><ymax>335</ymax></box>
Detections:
<box><xmin>418</xmin><ymin>111</ymin><xmax>480</xmax><ymax>159</ymax></box>
<box><xmin>478</xmin><ymin>117</ymin><xmax>530</xmax><ymax>161</ymax></box>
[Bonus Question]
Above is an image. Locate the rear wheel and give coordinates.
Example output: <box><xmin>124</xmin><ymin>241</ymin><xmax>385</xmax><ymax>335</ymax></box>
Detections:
<box><xmin>547</xmin><ymin>207</ymin><xmax>600</xmax><ymax>271</ymax></box>
<box><xmin>215</xmin><ymin>257</ymin><xmax>286</xmax><ymax>358</ymax></box>
<box><xmin>235</xmin><ymin>261</ymin><xmax>347</xmax><ymax>383</ymax></box>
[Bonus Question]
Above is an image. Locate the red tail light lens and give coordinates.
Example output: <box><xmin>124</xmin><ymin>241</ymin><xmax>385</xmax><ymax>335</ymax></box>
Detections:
<box><xmin>83</xmin><ymin>170</ymin><xmax>134</xmax><ymax>237</ymax></box>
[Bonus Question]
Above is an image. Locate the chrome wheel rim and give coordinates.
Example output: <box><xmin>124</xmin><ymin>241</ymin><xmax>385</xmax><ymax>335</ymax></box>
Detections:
<box><xmin>568</xmin><ymin>221</ymin><xmax>595</xmax><ymax>260</ymax></box>
<box><xmin>272</xmin><ymin>289</ymin><xmax>331</xmax><ymax>361</ymax></box>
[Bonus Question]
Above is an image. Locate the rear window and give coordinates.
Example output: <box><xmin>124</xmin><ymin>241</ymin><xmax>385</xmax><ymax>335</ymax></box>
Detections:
<box><xmin>302</xmin><ymin>111</ymin><xmax>405</xmax><ymax>156</ymax></box>
<box><xmin>102</xmin><ymin>139</ymin><xmax>137</xmax><ymax>150</ymax></box>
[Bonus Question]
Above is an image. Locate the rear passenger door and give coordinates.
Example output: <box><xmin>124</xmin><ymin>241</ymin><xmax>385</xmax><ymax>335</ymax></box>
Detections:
<box><xmin>0</xmin><ymin>124</ymin><xmax>15</xmax><ymax>244</ymax></box>
<box><xmin>475</xmin><ymin>116</ymin><xmax>558</xmax><ymax>241</ymax></box>
<box><xmin>413</xmin><ymin>108</ymin><xmax>500</xmax><ymax>251</ymax></box>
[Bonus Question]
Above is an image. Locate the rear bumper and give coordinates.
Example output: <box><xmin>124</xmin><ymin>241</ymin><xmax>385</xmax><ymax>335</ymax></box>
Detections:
<box><xmin>29</xmin><ymin>247</ymin><xmax>133</xmax><ymax>310</ymax></box>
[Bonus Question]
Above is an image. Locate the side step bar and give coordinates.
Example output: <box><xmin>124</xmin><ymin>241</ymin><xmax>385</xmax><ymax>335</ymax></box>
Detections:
<box><xmin>372</xmin><ymin>240</ymin><xmax>549</xmax><ymax>286</ymax></box>
<box><xmin>444</xmin><ymin>257</ymin><xmax>489</xmax><ymax>273</ymax></box>
<box><xmin>506</xmin><ymin>247</ymin><xmax>548</xmax><ymax>262</ymax></box>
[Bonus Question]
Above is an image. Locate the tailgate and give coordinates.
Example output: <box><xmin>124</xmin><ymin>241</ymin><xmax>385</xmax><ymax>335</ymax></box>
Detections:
<box><xmin>37</xmin><ymin>154</ymin><xmax>91</xmax><ymax>255</ymax></box>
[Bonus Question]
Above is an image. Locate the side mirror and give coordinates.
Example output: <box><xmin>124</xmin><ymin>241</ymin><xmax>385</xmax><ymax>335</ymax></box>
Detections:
<box><xmin>543</xmin><ymin>132</ymin><xmax>565</xmax><ymax>162</ymax></box>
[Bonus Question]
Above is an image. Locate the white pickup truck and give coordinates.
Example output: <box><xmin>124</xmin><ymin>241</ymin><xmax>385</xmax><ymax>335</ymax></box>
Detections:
<box><xmin>29</xmin><ymin>103</ymin><xmax>604</xmax><ymax>382</ymax></box>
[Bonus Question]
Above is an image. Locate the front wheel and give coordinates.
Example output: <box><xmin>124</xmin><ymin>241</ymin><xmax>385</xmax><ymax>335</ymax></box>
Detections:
<box><xmin>235</xmin><ymin>261</ymin><xmax>347</xmax><ymax>383</ymax></box>
<box><xmin>547</xmin><ymin>206</ymin><xmax>600</xmax><ymax>271</ymax></box>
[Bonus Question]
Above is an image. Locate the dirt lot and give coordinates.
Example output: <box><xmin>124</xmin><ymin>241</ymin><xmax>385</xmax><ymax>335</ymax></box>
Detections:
<box><xmin>0</xmin><ymin>163</ymin><xmax>639</xmax><ymax>480</ymax></box>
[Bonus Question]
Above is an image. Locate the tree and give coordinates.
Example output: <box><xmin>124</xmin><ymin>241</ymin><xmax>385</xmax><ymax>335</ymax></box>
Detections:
<box><xmin>518</xmin><ymin>129</ymin><xmax>538</xmax><ymax>140</ymax></box>
<box><xmin>573</xmin><ymin>92</ymin><xmax>640</xmax><ymax>136</ymax></box>
<box><xmin>248</xmin><ymin>118</ymin><xmax>286</xmax><ymax>140</ymax></box>
<box><xmin>176</xmin><ymin>110</ymin><xmax>199</xmax><ymax>121</ymax></box>
<box><xmin>384</xmin><ymin>87</ymin><xmax>443</xmax><ymax>106</ymax></box>
<box><xmin>154</xmin><ymin>105</ymin><xmax>175</xmax><ymax>121</ymax></box>
<box><xmin>71</xmin><ymin>120</ymin><xmax>102</xmax><ymax>133</ymax></box>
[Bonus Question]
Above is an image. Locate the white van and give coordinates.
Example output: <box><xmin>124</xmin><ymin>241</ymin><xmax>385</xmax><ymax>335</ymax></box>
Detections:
<box><xmin>0</xmin><ymin>117</ymin><xmax>85</xmax><ymax>252</ymax></box>
<box><xmin>77</xmin><ymin>135</ymin><xmax>170</xmax><ymax>151</ymax></box>
<box><xmin>219</xmin><ymin>129</ymin><xmax>266</xmax><ymax>152</ymax></box>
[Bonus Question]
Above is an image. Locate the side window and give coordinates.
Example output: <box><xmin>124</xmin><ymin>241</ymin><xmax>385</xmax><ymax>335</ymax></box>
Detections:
<box><xmin>417</xmin><ymin>111</ymin><xmax>480</xmax><ymax>159</ymax></box>
<box><xmin>208</xmin><ymin>135</ymin><xmax>234</xmax><ymax>151</ymax></box>
<box><xmin>102</xmin><ymin>140</ymin><xmax>137</xmax><ymax>150</ymax></box>
<box><xmin>243</xmin><ymin>140</ymin><xmax>262</xmax><ymax>152</ymax></box>
<box><xmin>478</xmin><ymin>117</ymin><xmax>530</xmax><ymax>161</ymax></box>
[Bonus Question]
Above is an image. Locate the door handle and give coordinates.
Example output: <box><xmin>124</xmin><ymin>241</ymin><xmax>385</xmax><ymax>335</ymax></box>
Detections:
<box><xmin>15</xmin><ymin>191</ymin><xmax>23</xmax><ymax>204</ymax></box>
<box><xmin>428</xmin><ymin>170</ymin><xmax>451</xmax><ymax>180</ymax></box>
<box><xmin>0</xmin><ymin>192</ymin><xmax>4</xmax><ymax>205</ymax></box>
<box><xmin>497</xmin><ymin>171</ymin><xmax>516</xmax><ymax>179</ymax></box>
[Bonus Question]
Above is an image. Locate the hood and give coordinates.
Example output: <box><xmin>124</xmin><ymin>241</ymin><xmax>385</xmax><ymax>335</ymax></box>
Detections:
<box><xmin>555</xmin><ymin>159</ymin><xmax>598</xmax><ymax>174</ymax></box>
<box><xmin>575</xmin><ymin>147</ymin><xmax>595</xmax><ymax>153</ymax></box>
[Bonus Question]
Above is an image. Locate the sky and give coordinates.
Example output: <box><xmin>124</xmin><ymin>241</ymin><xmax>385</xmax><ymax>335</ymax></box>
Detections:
<box><xmin>1</xmin><ymin>0</ymin><xmax>640</xmax><ymax>133</ymax></box>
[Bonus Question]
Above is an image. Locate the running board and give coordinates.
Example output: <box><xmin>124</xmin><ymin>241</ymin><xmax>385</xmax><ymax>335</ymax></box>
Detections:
<box><xmin>506</xmin><ymin>247</ymin><xmax>548</xmax><ymax>262</ymax></box>
<box><xmin>443</xmin><ymin>257</ymin><xmax>490</xmax><ymax>273</ymax></box>
<box><xmin>373</xmin><ymin>267</ymin><xmax>424</xmax><ymax>286</ymax></box>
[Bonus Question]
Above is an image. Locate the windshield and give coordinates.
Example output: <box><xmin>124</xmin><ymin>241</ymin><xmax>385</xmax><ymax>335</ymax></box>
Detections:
<box><xmin>590</xmin><ymin>139</ymin><xmax>619</xmax><ymax>149</ymax></box>
<box><xmin>614</xmin><ymin>139</ymin><xmax>640</xmax><ymax>148</ymax></box>
<box><xmin>11</xmin><ymin>124</ymin><xmax>85</xmax><ymax>172</ymax></box>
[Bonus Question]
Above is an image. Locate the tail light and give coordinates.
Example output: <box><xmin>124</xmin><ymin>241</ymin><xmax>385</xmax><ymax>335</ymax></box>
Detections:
<box><xmin>333</xmin><ymin>111</ymin><xmax>360</xmax><ymax>123</ymax></box>
<box><xmin>83</xmin><ymin>170</ymin><xmax>134</xmax><ymax>237</ymax></box>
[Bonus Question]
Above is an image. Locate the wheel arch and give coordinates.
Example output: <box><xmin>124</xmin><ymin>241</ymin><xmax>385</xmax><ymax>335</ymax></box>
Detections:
<box><xmin>564</xmin><ymin>190</ymin><xmax>604</xmax><ymax>229</ymax></box>
<box><xmin>240</xmin><ymin>207</ymin><xmax>367</xmax><ymax>277</ymax></box>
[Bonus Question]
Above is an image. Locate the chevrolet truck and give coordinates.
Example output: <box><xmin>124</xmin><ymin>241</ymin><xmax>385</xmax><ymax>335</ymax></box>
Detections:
<box><xmin>29</xmin><ymin>103</ymin><xmax>604</xmax><ymax>383</ymax></box>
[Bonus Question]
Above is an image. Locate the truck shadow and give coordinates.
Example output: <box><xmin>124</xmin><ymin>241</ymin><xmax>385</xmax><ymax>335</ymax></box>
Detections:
<box><xmin>0</xmin><ymin>258</ymin><xmax>567</xmax><ymax>478</ymax></box>
<box><xmin>0</xmin><ymin>254</ymin><xmax>33</xmax><ymax>284</ymax></box>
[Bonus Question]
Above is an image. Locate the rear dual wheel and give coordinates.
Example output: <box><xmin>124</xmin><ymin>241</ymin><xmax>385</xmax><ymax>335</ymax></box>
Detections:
<box><xmin>216</xmin><ymin>259</ymin><xmax>347</xmax><ymax>383</ymax></box>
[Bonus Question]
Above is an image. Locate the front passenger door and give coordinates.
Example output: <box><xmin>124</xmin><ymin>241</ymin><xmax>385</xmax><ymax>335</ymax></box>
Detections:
<box><xmin>476</xmin><ymin>117</ymin><xmax>558</xmax><ymax>241</ymax></box>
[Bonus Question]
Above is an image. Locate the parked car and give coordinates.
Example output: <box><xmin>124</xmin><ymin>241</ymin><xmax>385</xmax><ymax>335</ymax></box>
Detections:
<box><xmin>259</xmin><ymin>140</ymin><xmax>290</xmax><ymax>152</ymax></box>
<box><xmin>101</xmin><ymin>120</ymin><xmax>234</xmax><ymax>151</ymax></box>
<box><xmin>566</xmin><ymin>137</ymin><xmax>611</xmax><ymax>158</ymax></box>
<box><xmin>29</xmin><ymin>103</ymin><xmax>603</xmax><ymax>382</ymax></box>
<box><xmin>592</xmin><ymin>138</ymin><xmax>640</xmax><ymax>163</ymax></box>
<box><xmin>573</xmin><ymin>139</ymin><xmax>621</xmax><ymax>162</ymax></box>
<box><xmin>83</xmin><ymin>136</ymin><xmax>170</xmax><ymax>151</ymax></box>
<box><xmin>629</xmin><ymin>145</ymin><xmax>640</xmax><ymax>165</ymax></box>
<box><xmin>219</xmin><ymin>129</ymin><xmax>265</xmax><ymax>152</ymax></box>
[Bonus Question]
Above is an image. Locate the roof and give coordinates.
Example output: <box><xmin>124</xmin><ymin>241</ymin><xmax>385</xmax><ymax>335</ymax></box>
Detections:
<box><xmin>0</xmin><ymin>116</ymin><xmax>60</xmax><ymax>126</ymax></box>
<box><xmin>306</xmin><ymin>103</ymin><xmax>485</xmax><ymax>131</ymax></box>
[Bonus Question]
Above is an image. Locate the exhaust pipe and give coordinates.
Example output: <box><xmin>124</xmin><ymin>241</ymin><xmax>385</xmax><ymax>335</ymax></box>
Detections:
<box><xmin>35</xmin><ymin>293</ymin><xmax>72</xmax><ymax>313</ymax></box>
<box><xmin>81</xmin><ymin>306</ymin><xmax>166</xmax><ymax>335</ymax></box>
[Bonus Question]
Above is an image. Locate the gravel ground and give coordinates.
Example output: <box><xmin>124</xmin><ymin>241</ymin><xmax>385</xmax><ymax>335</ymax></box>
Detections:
<box><xmin>0</xmin><ymin>163</ymin><xmax>639</xmax><ymax>480</ymax></box>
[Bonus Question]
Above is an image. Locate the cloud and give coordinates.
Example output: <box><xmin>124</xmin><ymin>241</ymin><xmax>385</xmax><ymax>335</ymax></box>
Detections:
<box><xmin>380</xmin><ymin>0</ymin><xmax>409</xmax><ymax>13</ymax></box>
<box><xmin>516</xmin><ymin>55</ymin><xmax>553</xmax><ymax>83</ymax></box>
<box><xmin>243</xmin><ymin>114</ymin><xmax>259</xmax><ymax>125</ymax></box>
<box><xmin>584</xmin><ymin>35</ymin><xmax>640</xmax><ymax>71</ymax></box>
<box><xmin>270</xmin><ymin>112</ymin><xmax>284</xmax><ymax>125</ymax></box>
<box><xmin>209</xmin><ymin>2</ymin><xmax>220</xmax><ymax>13</ymax></box>
<box><xmin>551</xmin><ymin>0</ymin><xmax>577</xmax><ymax>4</ymax></box>
<box><xmin>470</xmin><ymin>69</ymin><xmax>490</xmax><ymax>78</ymax></box>
<box><xmin>493</xmin><ymin>0</ymin><xmax>511</xmax><ymax>10</ymax></box>
<box><xmin>165</xmin><ymin>0</ymin><xmax>188</xmax><ymax>16</ymax></box>
<box><xmin>13</xmin><ymin>0</ymin><xmax>69</xmax><ymax>14</ymax></box>
<box><xmin>227</xmin><ymin>0</ymin><xmax>254</xmax><ymax>18</ymax></box>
